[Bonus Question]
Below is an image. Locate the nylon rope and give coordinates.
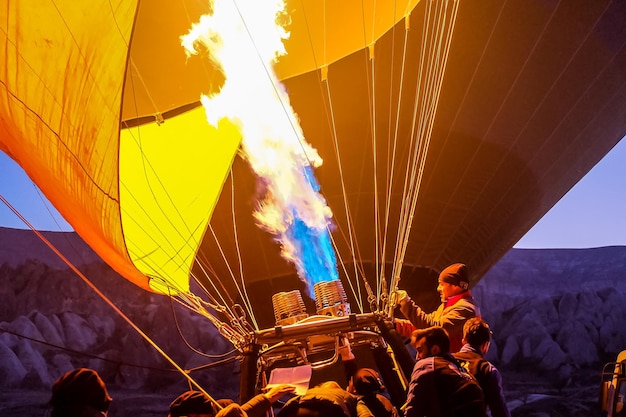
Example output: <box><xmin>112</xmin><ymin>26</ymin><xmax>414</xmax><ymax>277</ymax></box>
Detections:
<box><xmin>0</xmin><ymin>193</ymin><xmax>224</xmax><ymax>411</ymax></box>
<box><xmin>322</xmin><ymin>77</ymin><xmax>365</xmax><ymax>314</ymax></box>
<box><xmin>402</xmin><ymin>0</ymin><xmax>460</xmax><ymax>266</ymax></box>
<box><xmin>227</xmin><ymin>169</ymin><xmax>259</xmax><ymax>330</ymax></box>
<box><xmin>377</xmin><ymin>0</ymin><xmax>399</xmax><ymax>303</ymax></box>
<box><xmin>167</xmin><ymin>287</ymin><xmax>244</xmax><ymax>358</ymax></box>
<box><xmin>390</xmin><ymin>0</ymin><xmax>460</xmax><ymax>304</ymax></box>
<box><xmin>193</xmin><ymin>230</ymin><xmax>249</xmax><ymax>328</ymax></box>
<box><xmin>391</xmin><ymin>0</ymin><xmax>437</xmax><ymax>295</ymax></box>
<box><xmin>0</xmin><ymin>327</ymin><xmax>184</xmax><ymax>371</ymax></box>
<box><xmin>380</xmin><ymin>7</ymin><xmax>410</xmax><ymax>304</ymax></box>
<box><xmin>274</xmin><ymin>0</ymin><xmax>363</xmax><ymax>311</ymax></box>
<box><xmin>301</xmin><ymin>9</ymin><xmax>363</xmax><ymax>312</ymax></box>
<box><xmin>369</xmin><ymin>4</ymin><xmax>380</xmax><ymax>307</ymax></box>
<box><xmin>396</xmin><ymin>3</ymin><xmax>446</xmax><ymax>276</ymax></box>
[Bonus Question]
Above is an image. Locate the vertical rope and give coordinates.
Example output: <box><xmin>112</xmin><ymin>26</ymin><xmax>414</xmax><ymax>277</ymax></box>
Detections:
<box><xmin>388</xmin><ymin>0</ymin><xmax>460</xmax><ymax>309</ymax></box>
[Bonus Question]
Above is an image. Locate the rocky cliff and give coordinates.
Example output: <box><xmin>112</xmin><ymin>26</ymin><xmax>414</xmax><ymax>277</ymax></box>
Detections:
<box><xmin>474</xmin><ymin>246</ymin><xmax>626</xmax><ymax>383</ymax></box>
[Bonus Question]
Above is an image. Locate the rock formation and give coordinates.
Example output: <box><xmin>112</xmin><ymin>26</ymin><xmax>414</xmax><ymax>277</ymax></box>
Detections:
<box><xmin>473</xmin><ymin>246</ymin><xmax>626</xmax><ymax>385</ymax></box>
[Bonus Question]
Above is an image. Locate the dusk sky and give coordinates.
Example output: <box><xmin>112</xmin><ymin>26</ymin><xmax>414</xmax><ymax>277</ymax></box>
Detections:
<box><xmin>1</xmin><ymin>136</ymin><xmax>625</xmax><ymax>249</ymax></box>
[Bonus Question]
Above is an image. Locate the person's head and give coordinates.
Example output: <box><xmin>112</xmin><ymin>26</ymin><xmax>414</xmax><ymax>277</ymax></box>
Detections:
<box><xmin>436</xmin><ymin>263</ymin><xmax>469</xmax><ymax>302</ymax></box>
<box><xmin>169</xmin><ymin>391</ymin><xmax>217</xmax><ymax>417</ymax></box>
<box><xmin>281</xmin><ymin>382</ymin><xmax>349</xmax><ymax>417</ymax></box>
<box><xmin>316</xmin><ymin>380</ymin><xmax>343</xmax><ymax>390</ymax></box>
<box><xmin>463</xmin><ymin>317</ymin><xmax>492</xmax><ymax>355</ymax></box>
<box><xmin>49</xmin><ymin>368</ymin><xmax>112</xmax><ymax>417</ymax></box>
<box><xmin>348</xmin><ymin>368</ymin><xmax>383</xmax><ymax>396</ymax></box>
<box><xmin>410</xmin><ymin>326</ymin><xmax>450</xmax><ymax>359</ymax></box>
<box><xmin>217</xmin><ymin>398</ymin><xmax>235</xmax><ymax>408</ymax></box>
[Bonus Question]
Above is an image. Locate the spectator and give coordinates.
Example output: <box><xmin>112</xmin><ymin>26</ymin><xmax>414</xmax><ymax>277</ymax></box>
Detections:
<box><xmin>348</xmin><ymin>368</ymin><xmax>398</xmax><ymax>417</ymax></box>
<box><xmin>339</xmin><ymin>337</ymin><xmax>400</xmax><ymax>417</ymax></box>
<box><xmin>49</xmin><ymin>368</ymin><xmax>112</xmax><ymax>417</ymax></box>
<box><xmin>394</xmin><ymin>263</ymin><xmax>480</xmax><ymax>352</ymax></box>
<box><xmin>404</xmin><ymin>326</ymin><xmax>486</xmax><ymax>417</ymax></box>
<box><xmin>169</xmin><ymin>390</ymin><xmax>219</xmax><ymax>417</ymax></box>
<box><xmin>453</xmin><ymin>318</ymin><xmax>510</xmax><ymax>417</ymax></box>
<box><xmin>278</xmin><ymin>381</ymin><xmax>375</xmax><ymax>417</ymax></box>
<box><xmin>170</xmin><ymin>385</ymin><xmax>295</xmax><ymax>417</ymax></box>
<box><xmin>243</xmin><ymin>384</ymin><xmax>297</xmax><ymax>417</ymax></box>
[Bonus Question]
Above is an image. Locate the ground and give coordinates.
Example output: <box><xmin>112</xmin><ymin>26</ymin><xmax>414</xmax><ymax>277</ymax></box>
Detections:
<box><xmin>502</xmin><ymin>368</ymin><xmax>603</xmax><ymax>417</ymax></box>
<box><xmin>0</xmin><ymin>367</ymin><xmax>603</xmax><ymax>416</ymax></box>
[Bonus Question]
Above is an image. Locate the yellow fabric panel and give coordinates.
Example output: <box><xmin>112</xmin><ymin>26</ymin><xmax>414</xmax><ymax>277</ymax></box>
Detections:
<box><xmin>120</xmin><ymin>109</ymin><xmax>241</xmax><ymax>294</ymax></box>
<box><xmin>0</xmin><ymin>0</ymin><xmax>149</xmax><ymax>288</ymax></box>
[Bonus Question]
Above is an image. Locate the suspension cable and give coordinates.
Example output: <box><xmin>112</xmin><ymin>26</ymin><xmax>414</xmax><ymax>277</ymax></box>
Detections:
<box><xmin>389</xmin><ymin>0</ymin><xmax>460</xmax><ymax>308</ymax></box>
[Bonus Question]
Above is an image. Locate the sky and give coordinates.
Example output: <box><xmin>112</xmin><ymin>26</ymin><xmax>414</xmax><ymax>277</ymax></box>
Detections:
<box><xmin>1</xmin><ymin>137</ymin><xmax>625</xmax><ymax>248</ymax></box>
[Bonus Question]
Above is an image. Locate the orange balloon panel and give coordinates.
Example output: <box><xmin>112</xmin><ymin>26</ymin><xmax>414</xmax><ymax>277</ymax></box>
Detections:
<box><xmin>0</xmin><ymin>0</ymin><xmax>241</xmax><ymax>293</ymax></box>
<box><xmin>0</xmin><ymin>0</ymin><xmax>146</xmax><ymax>287</ymax></box>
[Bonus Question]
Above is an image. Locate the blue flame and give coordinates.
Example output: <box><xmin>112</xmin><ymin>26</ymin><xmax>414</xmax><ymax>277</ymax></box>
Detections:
<box><xmin>303</xmin><ymin>165</ymin><xmax>319</xmax><ymax>192</ymax></box>
<box><xmin>286</xmin><ymin>165</ymin><xmax>338</xmax><ymax>299</ymax></box>
<box><xmin>286</xmin><ymin>216</ymin><xmax>339</xmax><ymax>299</ymax></box>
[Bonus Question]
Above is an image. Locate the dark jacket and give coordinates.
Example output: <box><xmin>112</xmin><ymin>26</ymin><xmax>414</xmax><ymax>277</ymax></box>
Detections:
<box><xmin>397</xmin><ymin>291</ymin><xmax>480</xmax><ymax>352</ymax></box>
<box><xmin>242</xmin><ymin>393</ymin><xmax>272</xmax><ymax>417</ymax></box>
<box><xmin>453</xmin><ymin>344</ymin><xmax>510</xmax><ymax>417</ymax></box>
<box><xmin>358</xmin><ymin>393</ymin><xmax>398</xmax><ymax>417</ymax></box>
<box><xmin>342</xmin><ymin>362</ymin><xmax>399</xmax><ymax>417</ymax></box>
<box><xmin>404</xmin><ymin>353</ymin><xmax>486</xmax><ymax>417</ymax></box>
<box><xmin>278</xmin><ymin>384</ymin><xmax>374</xmax><ymax>417</ymax></box>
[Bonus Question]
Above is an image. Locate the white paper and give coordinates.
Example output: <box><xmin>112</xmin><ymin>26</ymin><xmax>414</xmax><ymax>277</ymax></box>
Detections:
<box><xmin>266</xmin><ymin>365</ymin><xmax>312</xmax><ymax>396</ymax></box>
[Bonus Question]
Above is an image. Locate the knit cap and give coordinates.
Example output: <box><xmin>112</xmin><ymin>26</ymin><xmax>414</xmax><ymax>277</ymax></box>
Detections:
<box><xmin>438</xmin><ymin>263</ymin><xmax>469</xmax><ymax>290</ymax></box>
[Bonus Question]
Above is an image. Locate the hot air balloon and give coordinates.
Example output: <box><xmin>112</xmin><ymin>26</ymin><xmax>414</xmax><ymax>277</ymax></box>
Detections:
<box><xmin>2</xmin><ymin>0</ymin><xmax>625</xmax><ymax>405</ymax></box>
